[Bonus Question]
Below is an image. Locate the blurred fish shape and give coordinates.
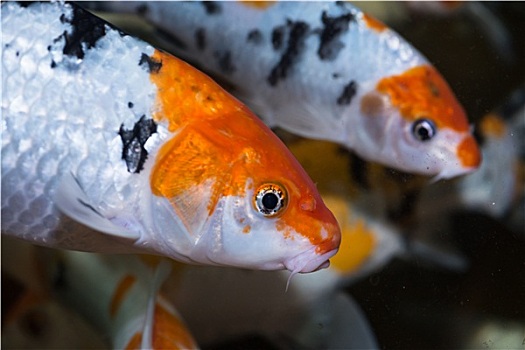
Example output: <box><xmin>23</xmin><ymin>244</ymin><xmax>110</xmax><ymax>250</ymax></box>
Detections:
<box><xmin>1</xmin><ymin>1</ymin><xmax>340</xmax><ymax>273</ymax></box>
<box><xmin>94</xmin><ymin>1</ymin><xmax>482</xmax><ymax>179</ymax></box>
<box><xmin>50</xmin><ymin>252</ymin><xmax>199</xmax><ymax>350</ymax></box>
<box><xmin>1</xmin><ymin>237</ymin><xmax>199</xmax><ymax>349</ymax></box>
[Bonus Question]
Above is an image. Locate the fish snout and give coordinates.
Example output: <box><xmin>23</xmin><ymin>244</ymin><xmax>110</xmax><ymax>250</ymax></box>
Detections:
<box><xmin>284</xmin><ymin>247</ymin><xmax>338</xmax><ymax>274</ymax></box>
<box><xmin>286</xmin><ymin>220</ymin><xmax>341</xmax><ymax>274</ymax></box>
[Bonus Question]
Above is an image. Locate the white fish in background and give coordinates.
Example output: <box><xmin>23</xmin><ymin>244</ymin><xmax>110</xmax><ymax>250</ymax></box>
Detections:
<box><xmin>1</xmin><ymin>1</ymin><xmax>341</xmax><ymax>273</ymax></box>
<box><xmin>49</xmin><ymin>252</ymin><xmax>199</xmax><ymax>349</ymax></box>
<box><xmin>95</xmin><ymin>1</ymin><xmax>482</xmax><ymax>180</ymax></box>
<box><xmin>1</xmin><ymin>237</ymin><xmax>199</xmax><ymax>349</ymax></box>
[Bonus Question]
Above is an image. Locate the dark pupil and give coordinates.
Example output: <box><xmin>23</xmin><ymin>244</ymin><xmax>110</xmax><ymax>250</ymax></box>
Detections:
<box><xmin>413</xmin><ymin>120</ymin><xmax>435</xmax><ymax>141</ymax></box>
<box><xmin>262</xmin><ymin>192</ymin><xmax>279</xmax><ymax>210</ymax></box>
<box><xmin>417</xmin><ymin>125</ymin><xmax>431</xmax><ymax>140</ymax></box>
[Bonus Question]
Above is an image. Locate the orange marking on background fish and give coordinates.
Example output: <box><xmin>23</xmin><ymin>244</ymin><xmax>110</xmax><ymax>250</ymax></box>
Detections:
<box><xmin>125</xmin><ymin>332</ymin><xmax>142</xmax><ymax>350</ymax></box>
<box><xmin>457</xmin><ymin>135</ymin><xmax>482</xmax><ymax>168</ymax></box>
<box><xmin>110</xmin><ymin>275</ymin><xmax>137</xmax><ymax>318</ymax></box>
<box><xmin>240</xmin><ymin>1</ymin><xmax>275</xmax><ymax>9</ymax></box>
<box><xmin>377</xmin><ymin>65</ymin><xmax>469</xmax><ymax>132</ymax></box>
<box><xmin>149</xmin><ymin>49</ymin><xmax>338</xmax><ymax>249</ymax></box>
<box><xmin>362</xmin><ymin>13</ymin><xmax>387</xmax><ymax>32</ymax></box>
<box><xmin>480</xmin><ymin>113</ymin><xmax>507</xmax><ymax>138</ymax></box>
<box><xmin>331</xmin><ymin>220</ymin><xmax>376</xmax><ymax>273</ymax></box>
<box><xmin>152</xmin><ymin>304</ymin><xmax>198</xmax><ymax>349</ymax></box>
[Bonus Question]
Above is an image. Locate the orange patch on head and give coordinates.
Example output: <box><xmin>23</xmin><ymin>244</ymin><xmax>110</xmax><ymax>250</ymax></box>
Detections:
<box><xmin>110</xmin><ymin>275</ymin><xmax>137</xmax><ymax>318</ymax></box>
<box><xmin>480</xmin><ymin>113</ymin><xmax>507</xmax><ymax>138</ymax></box>
<box><xmin>152</xmin><ymin>304</ymin><xmax>198</xmax><ymax>349</ymax></box>
<box><xmin>376</xmin><ymin>65</ymin><xmax>469</xmax><ymax>132</ymax></box>
<box><xmin>240</xmin><ymin>1</ymin><xmax>275</xmax><ymax>9</ymax></box>
<box><xmin>362</xmin><ymin>13</ymin><xmax>387</xmax><ymax>32</ymax></box>
<box><xmin>147</xmin><ymin>49</ymin><xmax>340</xmax><ymax>248</ymax></box>
<box><xmin>457</xmin><ymin>135</ymin><xmax>482</xmax><ymax>168</ymax></box>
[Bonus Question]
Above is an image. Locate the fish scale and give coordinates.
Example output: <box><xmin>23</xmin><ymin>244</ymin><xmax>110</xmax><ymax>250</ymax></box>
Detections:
<box><xmin>2</xmin><ymin>3</ymin><xmax>155</xmax><ymax>248</ymax></box>
<box><xmin>1</xmin><ymin>1</ymin><xmax>341</xmax><ymax>273</ymax></box>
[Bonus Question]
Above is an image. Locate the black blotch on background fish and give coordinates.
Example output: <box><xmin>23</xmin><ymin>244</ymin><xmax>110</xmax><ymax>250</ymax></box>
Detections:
<box><xmin>337</xmin><ymin>80</ymin><xmax>357</xmax><ymax>105</ymax></box>
<box><xmin>247</xmin><ymin>29</ymin><xmax>263</xmax><ymax>45</ymax></box>
<box><xmin>119</xmin><ymin>116</ymin><xmax>157</xmax><ymax>174</ymax></box>
<box><xmin>139</xmin><ymin>53</ymin><xmax>162</xmax><ymax>73</ymax></box>
<box><xmin>317</xmin><ymin>11</ymin><xmax>354</xmax><ymax>61</ymax></box>
<box><xmin>214</xmin><ymin>50</ymin><xmax>236</xmax><ymax>74</ymax></box>
<box><xmin>201</xmin><ymin>1</ymin><xmax>221</xmax><ymax>15</ymax></box>
<box><xmin>195</xmin><ymin>28</ymin><xmax>206</xmax><ymax>50</ymax></box>
<box><xmin>268</xmin><ymin>21</ymin><xmax>310</xmax><ymax>86</ymax></box>
<box><xmin>271</xmin><ymin>25</ymin><xmax>286</xmax><ymax>50</ymax></box>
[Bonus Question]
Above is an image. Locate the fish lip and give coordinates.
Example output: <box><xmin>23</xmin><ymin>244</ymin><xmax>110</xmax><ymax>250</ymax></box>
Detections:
<box><xmin>284</xmin><ymin>248</ymin><xmax>339</xmax><ymax>274</ymax></box>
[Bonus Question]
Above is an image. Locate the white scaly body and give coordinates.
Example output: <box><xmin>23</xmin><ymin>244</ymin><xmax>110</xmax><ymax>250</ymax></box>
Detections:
<box><xmin>2</xmin><ymin>1</ymin><xmax>160</xmax><ymax>253</ymax></box>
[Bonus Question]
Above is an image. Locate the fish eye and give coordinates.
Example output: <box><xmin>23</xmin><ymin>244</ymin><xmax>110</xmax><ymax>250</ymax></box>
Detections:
<box><xmin>412</xmin><ymin>118</ymin><xmax>436</xmax><ymax>142</ymax></box>
<box><xmin>254</xmin><ymin>183</ymin><xmax>287</xmax><ymax>217</ymax></box>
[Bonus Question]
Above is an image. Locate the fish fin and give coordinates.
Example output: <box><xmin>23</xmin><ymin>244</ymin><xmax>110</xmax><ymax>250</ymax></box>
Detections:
<box><xmin>151</xmin><ymin>129</ymin><xmax>232</xmax><ymax>238</ymax></box>
<box><xmin>54</xmin><ymin>173</ymin><xmax>141</xmax><ymax>241</ymax></box>
<box><xmin>141</xmin><ymin>259</ymin><xmax>172</xmax><ymax>349</ymax></box>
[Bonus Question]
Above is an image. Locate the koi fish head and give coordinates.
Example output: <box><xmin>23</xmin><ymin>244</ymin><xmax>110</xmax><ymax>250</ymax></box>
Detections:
<box><xmin>148</xmin><ymin>50</ymin><xmax>340</xmax><ymax>273</ymax></box>
<box><xmin>356</xmin><ymin>65</ymin><xmax>481</xmax><ymax>179</ymax></box>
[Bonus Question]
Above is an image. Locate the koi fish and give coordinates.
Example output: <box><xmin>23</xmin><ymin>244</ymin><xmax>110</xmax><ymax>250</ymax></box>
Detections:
<box><xmin>1</xmin><ymin>1</ymin><xmax>340</xmax><ymax>273</ymax></box>
<box><xmin>51</xmin><ymin>252</ymin><xmax>199</xmax><ymax>349</ymax></box>
<box><xmin>94</xmin><ymin>1</ymin><xmax>481</xmax><ymax>179</ymax></box>
<box><xmin>1</xmin><ymin>237</ymin><xmax>198</xmax><ymax>349</ymax></box>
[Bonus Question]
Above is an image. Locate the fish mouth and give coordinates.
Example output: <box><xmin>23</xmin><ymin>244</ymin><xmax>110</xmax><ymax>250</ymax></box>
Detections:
<box><xmin>284</xmin><ymin>247</ymin><xmax>339</xmax><ymax>274</ymax></box>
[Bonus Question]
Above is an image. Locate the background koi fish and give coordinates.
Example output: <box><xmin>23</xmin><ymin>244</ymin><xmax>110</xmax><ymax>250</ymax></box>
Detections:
<box><xmin>51</xmin><ymin>252</ymin><xmax>199</xmax><ymax>350</ymax></box>
<box><xmin>1</xmin><ymin>1</ymin><xmax>340</xmax><ymax>273</ymax></box>
<box><xmin>94</xmin><ymin>1</ymin><xmax>481</xmax><ymax>180</ymax></box>
<box><xmin>1</xmin><ymin>238</ymin><xmax>199</xmax><ymax>349</ymax></box>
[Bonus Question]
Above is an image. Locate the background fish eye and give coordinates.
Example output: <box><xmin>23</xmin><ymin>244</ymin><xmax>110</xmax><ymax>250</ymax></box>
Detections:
<box><xmin>254</xmin><ymin>183</ymin><xmax>287</xmax><ymax>217</ymax></box>
<box><xmin>412</xmin><ymin>118</ymin><xmax>437</xmax><ymax>141</ymax></box>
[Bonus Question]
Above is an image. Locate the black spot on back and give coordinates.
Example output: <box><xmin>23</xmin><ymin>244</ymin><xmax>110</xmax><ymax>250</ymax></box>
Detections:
<box><xmin>139</xmin><ymin>53</ymin><xmax>162</xmax><ymax>73</ymax></box>
<box><xmin>201</xmin><ymin>1</ymin><xmax>221</xmax><ymax>15</ymax></box>
<box><xmin>213</xmin><ymin>50</ymin><xmax>236</xmax><ymax>74</ymax></box>
<box><xmin>247</xmin><ymin>29</ymin><xmax>263</xmax><ymax>45</ymax></box>
<box><xmin>15</xmin><ymin>1</ymin><xmax>37</xmax><ymax>8</ymax></box>
<box><xmin>128</xmin><ymin>102</ymin><xmax>134</xmax><ymax>109</ymax></box>
<box><xmin>60</xmin><ymin>4</ymin><xmax>107</xmax><ymax>59</ymax></box>
<box><xmin>317</xmin><ymin>11</ymin><xmax>354</xmax><ymax>61</ymax></box>
<box><xmin>195</xmin><ymin>28</ymin><xmax>206</xmax><ymax>51</ymax></box>
<box><xmin>267</xmin><ymin>21</ymin><xmax>310</xmax><ymax>86</ymax></box>
<box><xmin>337</xmin><ymin>80</ymin><xmax>357</xmax><ymax>105</ymax></box>
<box><xmin>119</xmin><ymin>116</ymin><xmax>157</xmax><ymax>174</ymax></box>
<box><xmin>271</xmin><ymin>25</ymin><xmax>286</xmax><ymax>50</ymax></box>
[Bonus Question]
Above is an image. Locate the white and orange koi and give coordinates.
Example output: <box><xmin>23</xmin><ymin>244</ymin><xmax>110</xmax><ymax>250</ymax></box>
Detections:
<box><xmin>96</xmin><ymin>1</ymin><xmax>482</xmax><ymax>179</ymax></box>
<box><xmin>1</xmin><ymin>1</ymin><xmax>340</xmax><ymax>273</ymax></box>
<box><xmin>1</xmin><ymin>237</ymin><xmax>198</xmax><ymax>349</ymax></box>
<box><xmin>50</xmin><ymin>252</ymin><xmax>199</xmax><ymax>350</ymax></box>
